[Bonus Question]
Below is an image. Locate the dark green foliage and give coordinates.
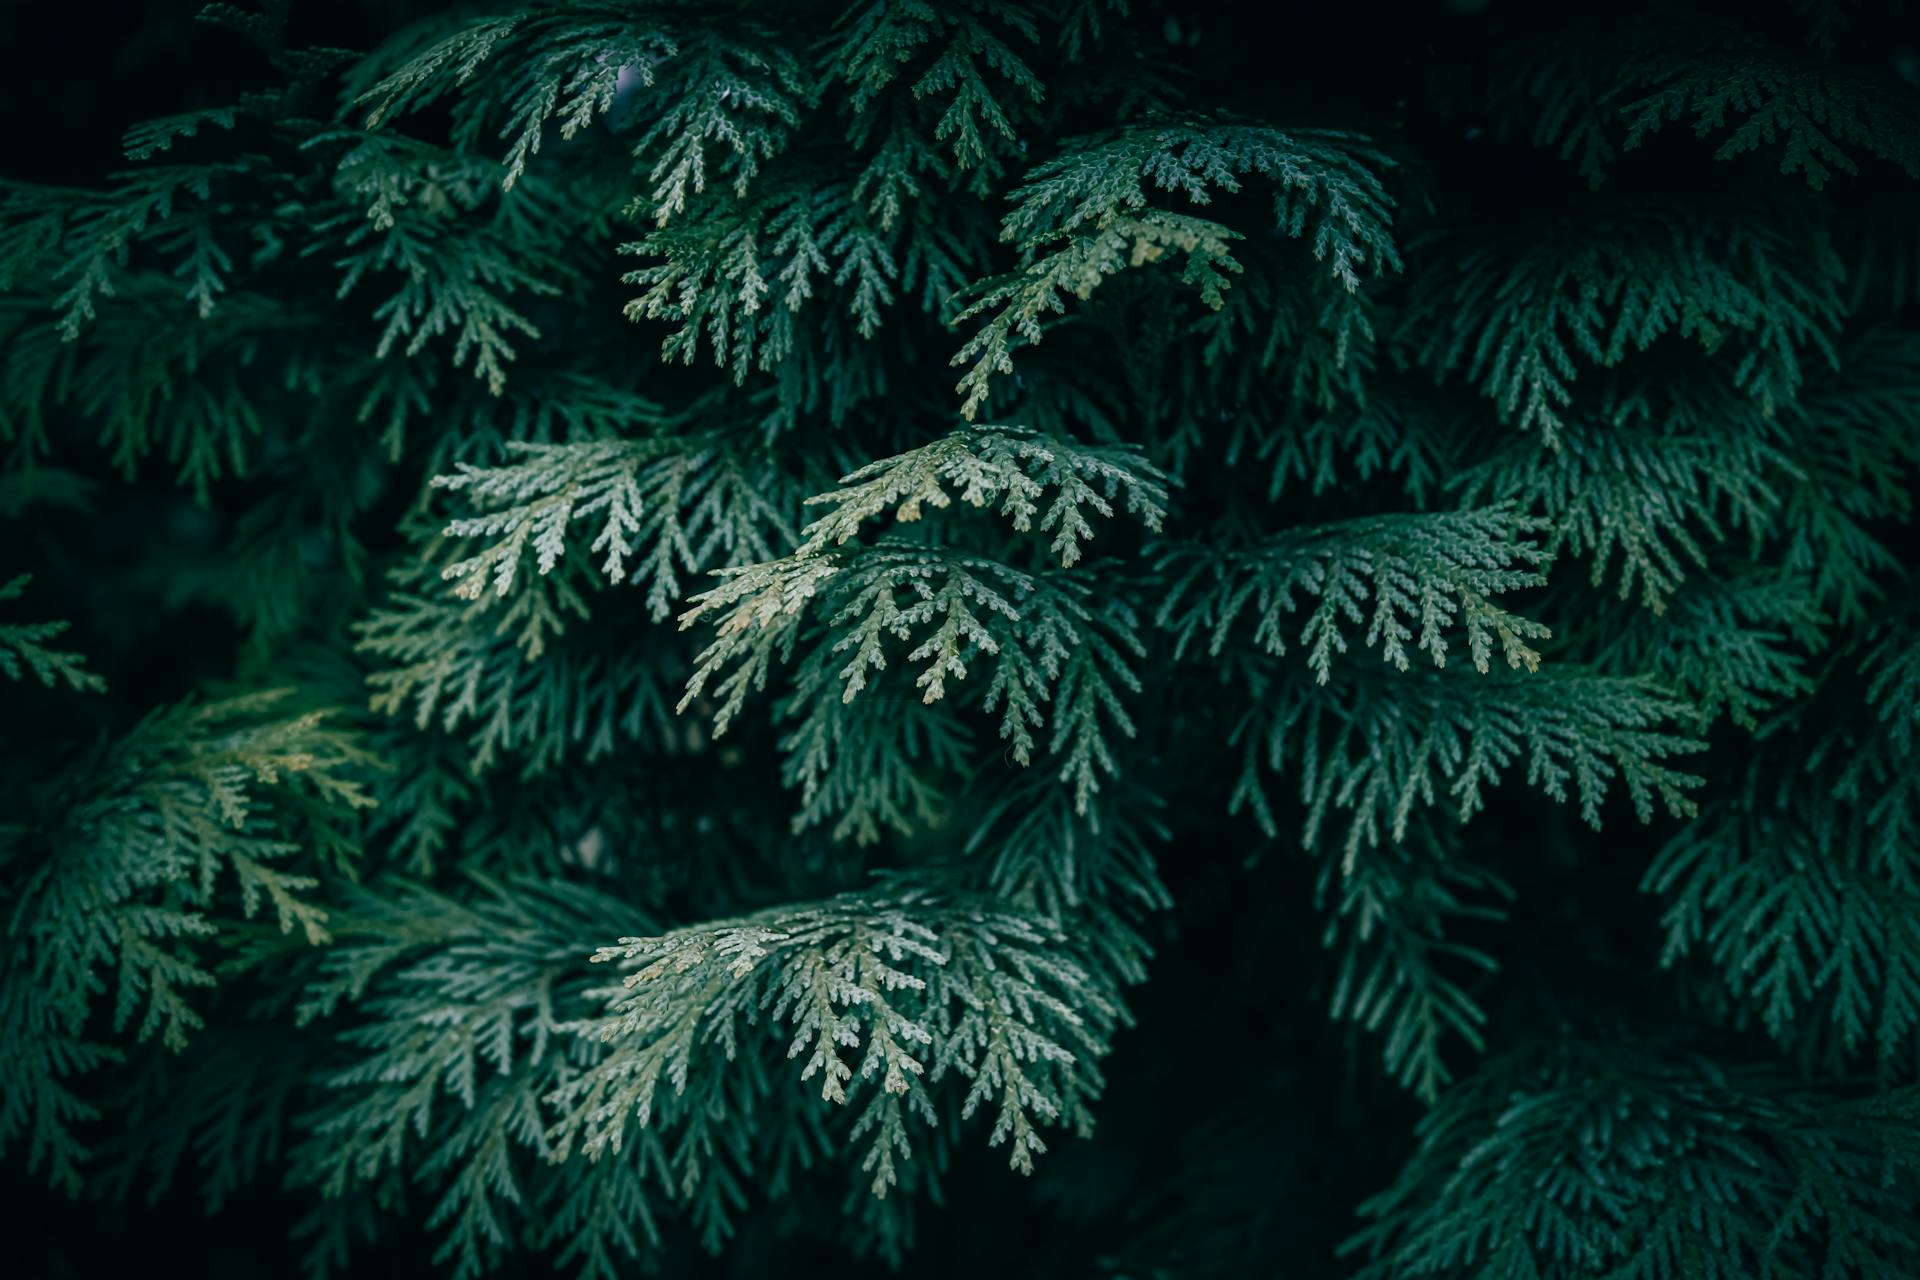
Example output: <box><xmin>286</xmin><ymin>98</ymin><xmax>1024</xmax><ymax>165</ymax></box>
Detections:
<box><xmin>1348</xmin><ymin>1036</ymin><xmax>1920</xmax><ymax>1279</ymax></box>
<box><xmin>3</xmin><ymin>0</ymin><xmax>1919</xmax><ymax>1275</ymax></box>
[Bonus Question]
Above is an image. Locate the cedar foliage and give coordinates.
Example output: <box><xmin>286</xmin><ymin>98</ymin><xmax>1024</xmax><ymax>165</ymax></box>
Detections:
<box><xmin>3</xmin><ymin>0</ymin><xmax>1919</xmax><ymax>1275</ymax></box>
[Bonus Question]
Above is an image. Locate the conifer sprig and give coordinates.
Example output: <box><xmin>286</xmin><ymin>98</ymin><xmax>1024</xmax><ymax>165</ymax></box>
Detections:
<box><xmin>952</xmin><ymin>124</ymin><xmax>1401</xmax><ymax>418</ymax></box>
<box><xmin>1155</xmin><ymin>507</ymin><xmax>1553</xmax><ymax>680</ymax></box>
<box><xmin>558</xmin><ymin>885</ymin><xmax>1123</xmax><ymax>1185</ymax></box>
<box><xmin>0</xmin><ymin>691</ymin><xmax>375</xmax><ymax>1192</ymax></box>
<box><xmin>0</xmin><ymin>574</ymin><xmax>104</xmax><ymax>693</ymax></box>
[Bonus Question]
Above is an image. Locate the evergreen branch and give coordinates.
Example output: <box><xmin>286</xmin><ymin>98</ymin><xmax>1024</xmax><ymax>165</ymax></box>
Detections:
<box><xmin>356</xmin><ymin>563</ymin><xmax>688</xmax><ymax>776</ymax></box>
<box><xmin>1865</xmin><ymin>614</ymin><xmax>1920</xmax><ymax>755</ymax></box>
<box><xmin>327</xmin><ymin>142</ymin><xmax>564</xmax><ymax>395</ymax></box>
<box><xmin>553</xmin><ymin>884</ymin><xmax>1125</xmax><ymax>1186</ymax></box>
<box><xmin>122</xmin><ymin>108</ymin><xmax>240</xmax><ymax>163</ymax></box>
<box><xmin>997</xmin><ymin>123</ymin><xmax>1399</xmax><ymax>279</ymax></box>
<box><xmin>964</xmin><ymin>770</ymin><xmax>1171</xmax><ymax>919</ymax></box>
<box><xmin>0</xmin><ymin>574</ymin><xmax>105</xmax><ymax>693</ymax></box>
<box><xmin>1347</xmin><ymin>1040</ymin><xmax>1920</xmax><ymax>1279</ymax></box>
<box><xmin>1230</xmin><ymin>665</ymin><xmax>1703</xmax><ymax>863</ymax></box>
<box><xmin>1453</xmin><ymin>371</ymin><xmax>1792</xmax><ymax>610</ymax></box>
<box><xmin>1230</xmin><ymin>389</ymin><xmax>1448</xmax><ymax>506</ymax></box>
<box><xmin>1648</xmin><ymin>780</ymin><xmax>1920</xmax><ymax>1074</ymax></box>
<box><xmin>620</xmin><ymin>180</ymin><xmax>906</xmax><ymax>381</ymax></box>
<box><xmin>291</xmin><ymin>877</ymin><xmax>667</xmax><ymax>1280</ymax></box>
<box><xmin>792</xmin><ymin>423</ymin><xmax>1167</xmax><ymax>566</ymax></box>
<box><xmin>1779</xmin><ymin>329</ymin><xmax>1920</xmax><ymax>624</ymax></box>
<box><xmin>681</xmin><ymin>535</ymin><xmax>1150</xmax><ymax>827</ymax></box>
<box><xmin>951</xmin><ymin>122</ymin><xmax>1400</xmax><ymax>417</ymax></box>
<box><xmin>1648</xmin><ymin>642</ymin><xmax>1920</xmax><ymax>1069</ymax></box>
<box><xmin>1621</xmin><ymin>570</ymin><xmax>1823</xmax><ymax>732</ymax></box>
<box><xmin>0</xmin><ymin>164</ymin><xmax>251</xmax><ymax>338</ymax></box>
<box><xmin>1491</xmin><ymin>18</ymin><xmax>1920</xmax><ymax>190</ymax></box>
<box><xmin>830</xmin><ymin>0</ymin><xmax>1046</xmax><ymax>173</ymax></box>
<box><xmin>0</xmin><ymin>691</ymin><xmax>377</xmax><ymax>1192</ymax></box>
<box><xmin>1323</xmin><ymin>829</ymin><xmax>1509</xmax><ymax>1102</ymax></box>
<box><xmin>950</xmin><ymin>210</ymin><xmax>1243</xmax><ymax>420</ymax></box>
<box><xmin>433</xmin><ymin>435</ymin><xmax>794</xmax><ymax>616</ymax></box>
<box><xmin>356</xmin><ymin>8</ymin><xmax>808</xmax><ymax>217</ymax></box>
<box><xmin>1155</xmin><ymin>507</ymin><xmax>1552</xmax><ymax>681</ymax></box>
<box><xmin>676</xmin><ymin>426</ymin><xmax>1167</xmax><ymax>741</ymax></box>
<box><xmin>1623</xmin><ymin>49</ymin><xmax>1920</xmax><ymax>190</ymax></box>
<box><xmin>775</xmin><ymin>662</ymin><xmax>974</xmax><ymax>843</ymax></box>
<box><xmin>1404</xmin><ymin>198</ymin><xmax>1845</xmax><ymax>445</ymax></box>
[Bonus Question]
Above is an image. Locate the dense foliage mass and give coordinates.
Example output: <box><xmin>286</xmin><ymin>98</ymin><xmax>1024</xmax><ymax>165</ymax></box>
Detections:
<box><xmin>3</xmin><ymin>0</ymin><xmax>1919</xmax><ymax>1274</ymax></box>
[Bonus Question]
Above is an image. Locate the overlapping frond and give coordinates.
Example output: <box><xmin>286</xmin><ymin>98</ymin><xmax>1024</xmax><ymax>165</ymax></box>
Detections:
<box><xmin>0</xmin><ymin>691</ymin><xmax>376</xmax><ymax>1192</ymax></box>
